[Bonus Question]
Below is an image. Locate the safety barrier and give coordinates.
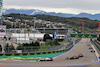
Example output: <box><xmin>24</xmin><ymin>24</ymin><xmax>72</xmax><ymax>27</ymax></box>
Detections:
<box><xmin>90</xmin><ymin>39</ymin><xmax>100</xmax><ymax>62</ymax></box>
<box><xmin>0</xmin><ymin>45</ymin><xmax>73</xmax><ymax>56</ymax></box>
<box><xmin>90</xmin><ymin>39</ymin><xmax>100</xmax><ymax>54</ymax></box>
<box><xmin>99</xmin><ymin>57</ymin><xmax>100</xmax><ymax>62</ymax></box>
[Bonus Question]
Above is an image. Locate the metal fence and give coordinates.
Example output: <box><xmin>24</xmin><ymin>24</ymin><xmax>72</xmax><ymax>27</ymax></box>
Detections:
<box><xmin>91</xmin><ymin>39</ymin><xmax>100</xmax><ymax>52</ymax></box>
<box><xmin>1</xmin><ymin>43</ymin><xmax>68</xmax><ymax>53</ymax></box>
<box><xmin>1</xmin><ymin>38</ymin><xmax>81</xmax><ymax>53</ymax></box>
<box><xmin>1</xmin><ymin>45</ymin><xmax>66</xmax><ymax>53</ymax></box>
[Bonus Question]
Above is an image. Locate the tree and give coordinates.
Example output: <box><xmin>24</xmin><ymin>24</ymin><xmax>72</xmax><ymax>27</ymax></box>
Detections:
<box><xmin>9</xmin><ymin>45</ymin><xmax>15</xmax><ymax>50</ymax></box>
<box><xmin>27</xmin><ymin>28</ymin><xmax>31</xmax><ymax>36</ymax></box>
<box><xmin>34</xmin><ymin>41</ymin><xmax>39</xmax><ymax>46</ymax></box>
<box><xmin>43</xmin><ymin>34</ymin><xmax>52</xmax><ymax>42</ymax></box>
<box><xmin>31</xmin><ymin>42</ymin><xmax>34</xmax><ymax>46</ymax></box>
<box><xmin>23</xmin><ymin>43</ymin><xmax>29</xmax><ymax>46</ymax></box>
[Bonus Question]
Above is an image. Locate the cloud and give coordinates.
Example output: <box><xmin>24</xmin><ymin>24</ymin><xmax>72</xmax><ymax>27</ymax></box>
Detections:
<box><xmin>3</xmin><ymin>0</ymin><xmax>100</xmax><ymax>14</ymax></box>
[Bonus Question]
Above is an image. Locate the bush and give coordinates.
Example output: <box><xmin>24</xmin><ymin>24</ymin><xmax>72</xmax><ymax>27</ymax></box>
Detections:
<box><xmin>33</xmin><ymin>41</ymin><xmax>39</xmax><ymax>46</ymax></box>
<box><xmin>16</xmin><ymin>46</ymin><xmax>22</xmax><ymax>50</ymax></box>
<box><xmin>21</xmin><ymin>41</ymin><xmax>40</xmax><ymax>47</ymax></box>
<box><xmin>45</xmin><ymin>42</ymin><xmax>52</xmax><ymax>46</ymax></box>
<box><xmin>16</xmin><ymin>42</ymin><xmax>40</xmax><ymax>51</ymax></box>
<box><xmin>54</xmin><ymin>39</ymin><xmax>60</xmax><ymax>45</ymax></box>
<box><xmin>56</xmin><ymin>39</ymin><xmax>63</xmax><ymax>42</ymax></box>
<box><xmin>23</xmin><ymin>43</ymin><xmax>29</xmax><ymax>46</ymax></box>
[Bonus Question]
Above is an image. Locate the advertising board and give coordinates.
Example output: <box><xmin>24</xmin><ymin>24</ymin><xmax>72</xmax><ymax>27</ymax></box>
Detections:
<box><xmin>0</xmin><ymin>25</ymin><xmax>6</xmax><ymax>36</ymax></box>
<box><xmin>71</xmin><ymin>34</ymin><xmax>97</xmax><ymax>38</ymax></box>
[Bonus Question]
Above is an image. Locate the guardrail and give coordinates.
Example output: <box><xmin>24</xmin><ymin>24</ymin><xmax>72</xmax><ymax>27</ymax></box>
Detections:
<box><xmin>90</xmin><ymin>39</ymin><xmax>100</xmax><ymax>54</ymax></box>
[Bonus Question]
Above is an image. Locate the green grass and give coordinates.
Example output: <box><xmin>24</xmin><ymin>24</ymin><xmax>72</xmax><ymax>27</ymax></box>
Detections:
<box><xmin>0</xmin><ymin>52</ymin><xmax>64</xmax><ymax>61</ymax></box>
<box><xmin>38</xmin><ymin>41</ymin><xmax>65</xmax><ymax>52</ymax></box>
<box><xmin>0</xmin><ymin>43</ymin><xmax>74</xmax><ymax>61</ymax></box>
<box><xmin>58</xmin><ymin>42</ymin><xmax>62</xmax><ymax>45</ymax></box>
<box><xmin>39</xmin><ymin>44</ymin><xmax>56</xmax><ymax>52</ymax></box>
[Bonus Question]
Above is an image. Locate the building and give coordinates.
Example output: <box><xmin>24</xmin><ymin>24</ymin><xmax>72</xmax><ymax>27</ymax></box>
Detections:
<box><xmin>11</xmin><ymin>33</ymin><xmax>53</xmax><ymax>44</ymax></box>
<box><xmin>36</xmin><ymin>28</ymin><xmax>73</xmax><ymax>35</ymax></box>
<box><xmin>0</xmin><ymin>0</ymin><xmax>3</xmax><ymax>25</ymax></box>
<box><xmin>10</xmin><ymin>33</ymin><xmax>66</xmax><ymax>44</ymax></box>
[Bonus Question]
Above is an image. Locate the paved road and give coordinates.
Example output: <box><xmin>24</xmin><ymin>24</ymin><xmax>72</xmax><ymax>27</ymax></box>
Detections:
<box><xmin>0</xmin><ymin>38</ymin><xmax>99</xmax><ymax>67</ymax></box>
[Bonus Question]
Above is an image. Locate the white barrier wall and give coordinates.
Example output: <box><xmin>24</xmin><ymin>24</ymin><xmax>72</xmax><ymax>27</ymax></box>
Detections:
<box><xmin>11</xmin><ymin>33</ymin><xmax>53</xmax><ymax>38</ymax></box>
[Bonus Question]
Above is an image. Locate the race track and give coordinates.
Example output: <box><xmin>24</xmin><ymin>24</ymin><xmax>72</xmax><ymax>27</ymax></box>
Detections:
<box><xmin>0</xmin><ymin>38</ymin><xmax>100</xmax><ymax>67</ymax></box>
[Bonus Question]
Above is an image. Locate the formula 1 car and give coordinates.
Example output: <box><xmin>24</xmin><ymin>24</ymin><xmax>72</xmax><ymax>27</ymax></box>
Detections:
<box><xmin>89</xmin><ymin>47</ymin><xmax>93</xmax><ymax>49</ymax></box>
<box><xmin>37</xmin><ymin>57</ymin><xmax>53</xmax><ymax>61</ymax></box>
<box><xmin>91</xmin><ymin>50</ymin><xmax>95</xmax><ymax>53</ymax></box>
<box><xmin>66</xmin><ymin>56</ymin><xmax>79</xmax><ymax>60</ymax></box>
<box><xmin>77</xmin><ymin>54</ymin><xmax>83</xmax><ymax>57</ymax></box>
<box><xmin>87</xmin><ymin>44</ymin><xmax>90</xmax><ymax>46</ymax></box>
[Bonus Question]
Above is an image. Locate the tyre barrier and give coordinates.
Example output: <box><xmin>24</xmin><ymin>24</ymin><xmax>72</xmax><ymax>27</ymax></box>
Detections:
<box><xmin>0</xmin><ymin>45</ymin><xmax>73</xmax><ymax>56</ymax></box>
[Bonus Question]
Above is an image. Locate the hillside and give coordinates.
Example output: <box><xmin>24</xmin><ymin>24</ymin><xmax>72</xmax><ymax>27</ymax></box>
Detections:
<box><xmin>3</xmin><ymin>9</ymin><xmax>100</xmax><ymax>20</ymax></box>
<box><xmin>3</xmin><ymin>13</ymin><xmax>98</xmax><ymax>33</ymax></box>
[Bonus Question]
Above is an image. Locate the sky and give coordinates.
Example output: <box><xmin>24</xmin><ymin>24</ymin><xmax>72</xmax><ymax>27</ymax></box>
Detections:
<box><xmin>3</xmin><ymin>0</ymin><xmax>100</xmax><ymax>14</ymax></box>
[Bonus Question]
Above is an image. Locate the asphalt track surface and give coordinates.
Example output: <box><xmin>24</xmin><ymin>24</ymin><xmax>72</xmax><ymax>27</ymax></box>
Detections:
<box><xmin>0</xmin><ymin>38</ymin><xmax>100</xmax><ymax>67</ymax></box>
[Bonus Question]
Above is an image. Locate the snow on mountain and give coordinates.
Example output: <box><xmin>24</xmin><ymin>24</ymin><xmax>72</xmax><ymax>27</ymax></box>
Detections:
<box><xmin>3</xmin><ymin>9</ymin><xmax>6</xmax><ymax>13</ymax></box>
<box><xmin>30</xmin><ymin>9</ymin><xmax>45</xmax><ymax>15</ymax></box>
<box><xmin>2</xmin><ymin>8</ymin><xmax>100</xmax><ymax>20</ymax></box>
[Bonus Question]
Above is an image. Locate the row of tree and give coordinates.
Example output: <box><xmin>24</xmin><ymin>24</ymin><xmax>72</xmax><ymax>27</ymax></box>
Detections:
<box><xmin>21</xmin><ymin>41</ymin><xmax>39</xmax><ymax>47</ymax></box>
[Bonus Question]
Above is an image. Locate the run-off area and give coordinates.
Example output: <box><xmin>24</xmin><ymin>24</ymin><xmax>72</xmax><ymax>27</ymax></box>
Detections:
<box><xmin>0</xmin><ymin>52</ymin><xmax>64</xmax><ymax>61</ymax></box>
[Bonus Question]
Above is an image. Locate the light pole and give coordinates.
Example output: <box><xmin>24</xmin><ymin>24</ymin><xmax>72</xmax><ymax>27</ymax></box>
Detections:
<box><xmin>15</xmin><ymin>18</ymin><xmax>21</xmax><ymax>44</ymax></box>
<box><xmin>11</xmin><ymin>22</ymin><xmax>13</xmax><ymax>29</ymax></box>
<box><xmin>24</xmin><ymin>20</ymin><xmax>29</xmax><ymax>44</ymax></box>
<box><xmin>19</xmin><ymin>22</ymin><xmax>20</xmax><ymax>44</ymax></box>
<box><xmin>33</xmin><ymin>17</ymin><xmax>36</xmax><ymax>42</ymax></box>
<box><xmin>25</xmin><ymin>20</ymin><xmax>26</xmax><ymax>44</ymax></box>
<box><xmin>14</xmin><ymin>21</ymin><xmax>16</xmax><ymax>33</ymax></box>
<box><xmin>15</xmin><ymin>19</ymin><xmax>19</xmax><ymax>44</ymax></box>
<box><xmin>44</xmin><ymin>27</ymin><xmax>45</xmax><ymax>33</ymax></box>
<box><xmin>15</xmin><ymin>19</ymin><xmax>20</xmax><ymax>33</ymax></box>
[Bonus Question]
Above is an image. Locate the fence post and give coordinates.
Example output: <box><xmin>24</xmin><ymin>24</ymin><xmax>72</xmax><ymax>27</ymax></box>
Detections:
<box><xmin>24</xmin><ymin>47</ymin><xmax>25</xmax><ymax>52</ymax></box>
<box><xmin>8</xmin><ymin>47</ymin><xmax>9</xmax><ymax>53</ymax></box>
<box><xmin>31</xmin><ymin>46</ymin><xmax>33</xmax><ymax>52</ymax></box>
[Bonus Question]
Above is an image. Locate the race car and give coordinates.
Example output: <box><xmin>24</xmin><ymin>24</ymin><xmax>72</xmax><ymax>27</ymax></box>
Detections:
<box><xmin>89</xmin><ymin>47</ymin><xmax>93</xmax><ymax>49</ymax></box>
<box><xmin>77</xmin><ymin>54</ymin><xmax>83</xmax><ymax>57</ymax></box>
<box><xmin>66</xmin><ymin>56</ymin><xmax>79</xmax><ymax>60</ymax></box>
<box><xmin>87</xmin><ymin>44</ymin><xmax>90</xmax><ymax>46</ymax></box>
<box><xmin>91</xmin><ymin>50</ymin><xmax>95</xmax><ymax>53</ymax></box>
<box><xmin>37</xmin><ymin>57</ymin><xmax>53</xmax><ymax>61</ymax></box>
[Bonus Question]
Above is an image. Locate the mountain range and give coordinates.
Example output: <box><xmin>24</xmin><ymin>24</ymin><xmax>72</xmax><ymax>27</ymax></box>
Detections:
<box><xmin>3</xmin><ymin>9</ymin><xmax>100</xmax><ymax>20</ymax></box>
